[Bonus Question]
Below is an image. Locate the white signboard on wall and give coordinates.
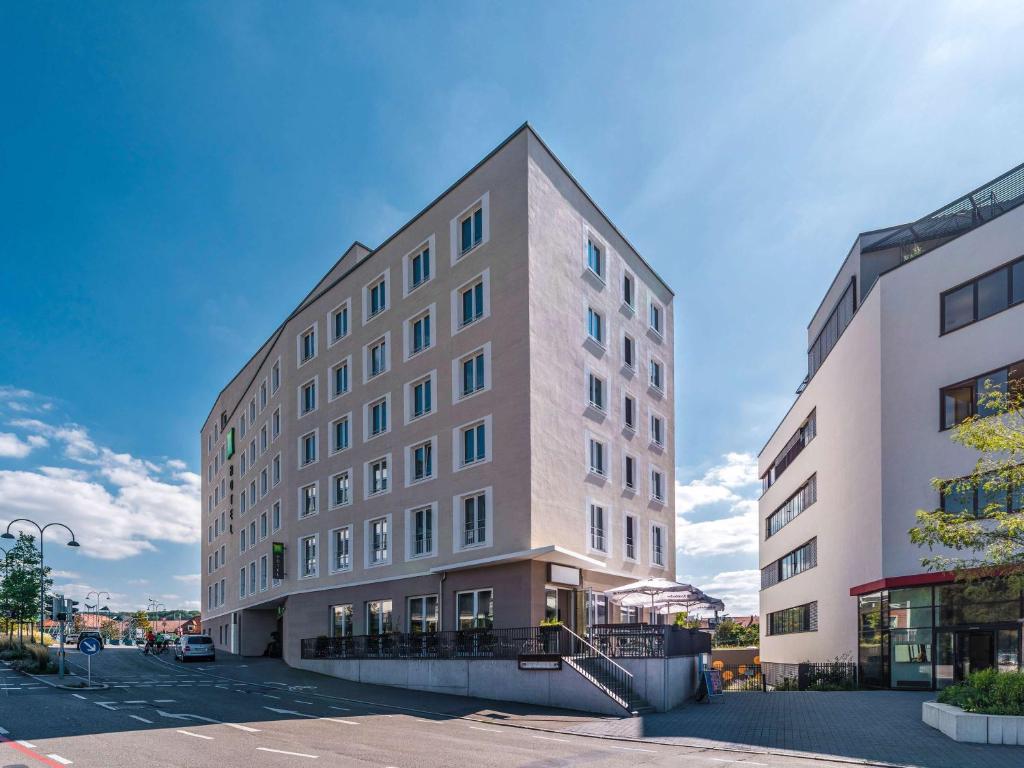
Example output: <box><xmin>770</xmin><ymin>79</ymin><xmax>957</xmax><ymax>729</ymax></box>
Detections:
<box><xmin>549</xmin><ymin>564</ymin><xmax>580</xmax><ymax>586</ymax></box>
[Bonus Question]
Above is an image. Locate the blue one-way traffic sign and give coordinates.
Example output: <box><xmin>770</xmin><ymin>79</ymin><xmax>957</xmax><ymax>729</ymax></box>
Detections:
<box><xmin>79</xmin><ymin>637</ymin><xmax>101</xmax><ymax>656</ymax></box>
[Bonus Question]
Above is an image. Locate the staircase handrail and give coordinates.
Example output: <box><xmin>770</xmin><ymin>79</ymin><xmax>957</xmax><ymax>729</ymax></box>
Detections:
<box><xmin>560</xmin><ymin>625</ymin><xmax>633</xmax><ymax>679</ymax></box>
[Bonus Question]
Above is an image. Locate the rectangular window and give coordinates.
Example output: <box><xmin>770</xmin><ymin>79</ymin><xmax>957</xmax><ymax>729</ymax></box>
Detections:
<box><xmin>762</xmin><ymin>538</ymin><xmax>818</xmax><ymax>589</ymax></box>
<box><xmin>460</xmin><ymin>207</ymin><xmax>484</xmax><ymax>254</ymax></box>
<box><xmin>260</xmin><ymin>511</ymin><xmax>268</xmax><ymax>539</ymax></box>
<box><xmin>460</xmin><ymin>280</ymin><xmax>485</xmax><ymax>327</ymax></box>
<box><xmin>462</xmin><ymin>492</ymin><xmax>487</xmax><ymax>547</ymax></box>
<box><xmin>249</xmin><ymin>562</ymin><xmax>256</xmax><ymax>596</ymax></box>
<box><xmin>408</xmin><ymin>595</ymin><xmax>438</xmax><ymax>634</ymax></box>
<box><xmin>942</xmin><ymin>256</ymin><xmax>1024</xmax><ymax>334</ymax></box>
<box><xmin>332</xmin><ymin>361</ymin><xmax>350</xmax><ymax>398</ymax></box>
<box><xmin>331</xmin><ymin>604</ymin><xmax>353</xmax><ymax>637</ymax></box>
<box><xmin>300</xmin><ymin>483</ymin><xmax>317</xmax><ymax>517</ymax></box>
<box><xmin>300</xmin><ymin>431</ymin><xmax>317</xmax><ymax>466</ymax></box>
<box><xmin>650</xmin><ymin>414</ymin><xmax>664</xmax><ymax>447</ymax></box>
<box><xmin>807</xmin><ymin>278</ymin><xmax>856</xmax><ymax>378</ymax></box>
<box><xmin>766</xmin><ymin>475</ymin><xmax>817</xmax><ymax>538</ymax></box>
<box><xmin>260</xmin><ymin>467</ymin><xmax>268</xmax><ymax>497</ymax></box>
<box><xmin>332</xmin><ymin>303</ymin><xmax>350</xmax><ymax>342</ymax></box>
<box><xmin>272</xmin><ymin>454</ymin><xmax>281</xmax><ymax>486</ymax></box>
<box><xmin>368</xmin><ymin>337</ymin><xmax>387</xmax><ymax>378</ymax></box>
<box><xmin>370</xmin><ymin>517</ymin><xmax>389</xmax><ymax>564</ymax></box>
<box><xmin>587</xmin><ymin>307</ymin><xmax>604</xmax><ymax>344</ymax></box>
<box><xmin>589</xmin><ymin>504</ymin><xmax>606</xmax><ymax>552</ymax></box>
<box><xmin>271</xmin><ymin>360</ymin><xmax>281</xmax><ymax>393</ymax></box>
<box><xmin>300</xmin><ymin>535</ymin><xmax>318</xmax><ymax>578</ymax></box>
<box><xmin>410</xmin><ymin>246</ymin><xmax>431</xmax><ymax>290</ymax></box>
<box><xmin>260</xmin><ymin>424</ymin><xmax>268</xmax><ymax>454</ymax></box>
<box><xmin>461</xmin><ymin>422</ymin><xmax>486</xmax><ymax>466</ymax></box>
<box><xmin>240</xmin><ymin>528</ymin><xmax>246</xmax><ymax>552</ymax></box>
<box><xmin>411</xmin><ymin>313</ymin><xmax>431</xmax><ymax>355</ymax></box>
<box><xmin>369</xmin><ymin>457</ymin><xmax>389</xmax><ymax>495</ymax></box>
<box><xmin>332</xmin><ymin>416</ymin><xmax>350</xmax><ymax>453</ymax></box>
<box><xmin>332</xmin><ymin>471</ymin><xmax>350</xmax><ymax>507</ymax></box>
<box><xmin>651</xmin><ymin>469</ymin><xmax>665</xmax><ymax>502</ymax></box>
<box><xmin>240</xmin><ymin>567</ymin><xmax>247</xmax><ymax>598</ymax></box>
<box><xmin>412</xmin><ymin>441</ymin><xmax>433</xmax><ymax>482</ymax></box>
<box><xmin>412</xmin><ymin>506</ymin><xmax>433</xmax><ymax>557</ymax></box>
<box><xmin>272</xmin><ymin>501</ymin><xmax>281</xmax><ymax>531</ymax></box>
<box><xmin>625</xmin><ymin>515</ymin><xmax>637</xmax><ymax>560</ymax></box>
<box><xmin>457</xmin><ymin>589</ymin><xmax>493</xmax><ymax>629</ymax></box>
<box><xmin>941</xmin><ymin>360</ymin><xmax>1023</xmax><ymax>429</ymax></box>
<box><xmin>588</xmin><ymin>373</ymin><xmax>605</xmax><ymax>410</ymax></box>
<box><xmin>649</xmin><ymin>360</ymin><xmax>663</xmax><ymax>391</ymax></box>
<box><xmin>940</xmin><ymin>471</ymin><xmax>1022</xmax><ymax>518</ymax></box>
<box><xmin>623</xmin><ymin>273</ymin><xmax>634</xmax><ymax>307</ymax></box>
<box><xmin>260</xmin><ymin>555</ymin><xmax>268</xmax><ymax>591</ymax></box>
<box><xmin>651</xmin><ymin>524</ymin><xmax>665</xmax><ymax>566</ymax></box>
<box><xmin>332</xmin><ymin>527</ymin><xmax>352</xmax><ymax>572</ymax></box>
<box><xmin>767</xmin><ymin>602</ymin><xmax>818</xmax><ymax>636</ymax></box>
<box><xmin>588</xmin><ymin>439</ymin><xmax>606</xmax><ymax>476</ymax></box>
<box><xmin>624</xmin><ymin>394</ymin><xmax>636</xmax><ymax>430</ymax></box>
<box><xmin>300</xmin><ymin>326</ymin><xmax>316</xmax><ymax>364</ymax></box>
<box><xmin>761</xmin><ymin>410</ymin><xmax>816</xmax><ymax>492</ymax></box>
<box><xmin>649</xmin><ymin>302</ymin><xmax>662</xmax><ymax>335</ymax></box>
<box><xmin>260</xmin><ymin>380</ymin><xmax>268</xmax><ymax>411</ymax></box>
<box><xmin>412</xmin><ymin>376</ymin><xmax>433</xmax><ymax>419</ymax></box>
<box><xmin>368</xmin><ymin>277</ymin><xmax>387</xmax><ymax>318</ymax></box>
<box><xmin>624</xmin><ymin>455</ymin><xmax>636</xmax><ymax>490</ymax></box>
<box><xmin>272</xmin><ymin>408</ymin><xmax>281</xmax><ymax>439</ymax></box>
<box><xmin>239</xmin><ymin>414</ymin><xmax>247</xmax><ymax>439</ymax></box>
<box><xmin>461</xmin><ymin>351</ymin><xmax>485</xmax><ymax>397</ymax></box>
<box><xmin>369</xmin><ymin>398</ymin><xmax>388</xmax><ymax>437</ymax></box>
<box><xmin>366</xmin><ymin>599</ymin><xmax>393</xmax><ymax>635</ymax></box>
<box><xmin>587</xmin><ymin>238</ymin><xmax>603</xmax><ymax>278</ymax></box>
<box><xmin>623</xmin><ymin>334</ymin><xmax>634</xmax><ymax>368</ymax></box>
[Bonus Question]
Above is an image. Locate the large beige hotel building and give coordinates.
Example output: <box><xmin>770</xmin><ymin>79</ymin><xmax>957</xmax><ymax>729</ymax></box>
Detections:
<box><xmin>758</xmin><ymin>162</ymin><xmax>1024</xmax><ymax>689</ymax></box>
<box><xmin>200</xmin><ymin>124</ymin><xmax>675</xmax><ymax>662</ymax></box>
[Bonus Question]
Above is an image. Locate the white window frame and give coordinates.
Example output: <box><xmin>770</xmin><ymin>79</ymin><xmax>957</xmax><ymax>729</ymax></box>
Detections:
<box><xmin>329</xmin><ymin>356</ymin><xmax>352</xmax><ymax>401</ymax></box>
<box><xmin>405</xmin><ymin>435</ymin><xmax>438</xmax><ymax>487</ymax></box>
<box><xmin>364</xmin><ymin>513</ymin><xmax>393</xmax><ymax>568</ymax></box>
<box><xmin>298</xmin><ymin>534</ymin><xmax>319</xmax><ymax>579</ymax></box>
<box><xmin>405</xmin><ymin>502</ymin><xmax>438</xmax><ymax>561</ymax></box>
<box><xmin>649</xmin><ymin>356</ymin><xmax>665</xmax><ymax>396</ymax></box>
<box><xmin>259</xmin><ymin>554</ymin><xmax>269</xmax><ymax>592</ymax></box>
<box><xmin>585</xmin><ymin>500</ymin><xmax>610</xmax><ymax>555</ymax></box>
<box><xmin>650</xmin><ymin>522</ymin><xmax>667</xmax><ymax>568</ymax></box>
<box><xmin>649</xmin><ymin>466</ymin><xmax>666</xmax><ymax>504</ymax></box>
<box><xmin>297</xmin><ymin>376</ymin><xmax>318</xmax><ymax>419</ymax></box>
<box><xmin>260</xmin><ymin>377</ymin><xmax>269</xmax><ymax>412</ymax></box>
<box><xmin>298</xmin><ymin>480</ymin><xmax>319</xmax><ymax>519</ymax></box>
<box><xmin>271</xmin><ymin>407</ymin><xmax>281</xmax><ymax>441</ymax></box>
<box><xmin>451</xmin><ymin>343</ymin><xmax>491</xmax><ymax>403</ymax></box>
<box><xmin>583</xmin><ymin>229</ymin><xmax>607</xmax><ymax>285</ymax></box>
<box><xmin>329</xmin><ymin>524</ymin><xmax>354</xmax><ymax>573</ymax></box>
<box><xmin>449</xmin><ymin>192</ymin><xmax>490</xmax><ymax>265</ymax></box>
<box><xmin>585</xmin><ymin>432</ymin><xmax>609</xmax><ymax>480</ymax></box>
<box><xmin>364</xmin><ymin>453</ymin><xmax>392</xmax><ymax>500</ymax></box>
<box><xmin>328</xmin><ymin>468</ymin><xmax>353</xmax><ymax>509</ymax></box>
<box><xmin>586</xmin><ymin>369</ymin><xmax>607</xmax><ymax>414</ymax></box>
<box><xmin>404</xmin><ymin>369</ymin><xmax>438</xmax><ymax>425</ymax></box>
<box><xmin>623</xmin><ymin>392</ymin><xmax>637</xmax><ymax>433</ymax></box>
<box><xmin>621</xmin><ymin>331</ymin><xmax>636</xmax><ymax>373</ymax></box>
<box><xmin>648</xmin><ymin>408</ymin><xmax>666</xmax><ymax>450</ymax></box>
<box><xmin>259</xmin><ymin>466</ymin><xmax>269</xmax><ymax>498</ymax></box>
<box><xmin>622</xmin><ymin>452</ymin><xmax>638</xmax><ymax>494</ymax></box>
<box><xmin>271</xmin><ymin>357</ymin><xmax>281</xmax><ymax>394</ymax></box>
<box><xmin>403</xmin><ymin>303</ymin><xmax>436</xmax><ymax>361</ymax></box>
<box><xmin>621</xmin><ymin>266</ymin><xmax>637</xmax><ymax>313</ymax></box>
<box><xmin>624</xmin><ymin>514</ymin><xmax>640</xmax><ymax>562</ymax></box>
<box><xmin>271</xmin><ymin>500</ymin><xmax>282</xmax><ymax>532</ymax></box>
<box><xmin>363</xmin><ymin>332</ymin><xmax>391</xmax><ymax>383</ymax></box>
<box><xmin>328</xmin><ymin>298</ymin><xmax>352</xmax><ymax>346</ymax></box>
<box><xmin>452</xmin><ymin>486</ymin><xmax>493</xmax><ymax>553</ymax></box>
<box><xmin>328</xmin><ymin>413</ymin><xmax>352</xmax><ymax>455</ymax></box>
<box><xmin>402</xmin><ymin>236</ymin><xmax>436</xmax><ymax>297</ymax></box>
<box><xmin>452</xmin><ymin>414</ymin><xmax>492</xmax><ymax>473</ymax></box>
<box><xmin>298</xmin><ymin>429</ymin><xmax>319</xmax><ymax>469</ymax></box>
<box><xmin>297</xmin><ymin>322</ymin><xmax>318</xmax><ymax>367</ymax></box>
<box><xmin>648</xmin><ymin>296</ymin><xmax>665</xmax><ymax>339</ymax></box>
<box><xmin>363</xmin><ymin>393</ymin><xmax>392</xmax><ymax>442</ymax></box>
<box><xmin>585</xmin><ymin>305</ymin><xmax>606</xmax><ymax>352</ymax></box>
<box><xmin>450</xmin><ymin>269</ymin><xmax>491</xmax><ymax>336</ymax></box>
<box><xmin>362</xmin><ymin>269</ymin><xmax>391</xmax><ymax>325</ymax></box>
<box><xmin>272</xmin><ymin>452</ymin><xmax>282</xmax><ymax>487</ymax></box>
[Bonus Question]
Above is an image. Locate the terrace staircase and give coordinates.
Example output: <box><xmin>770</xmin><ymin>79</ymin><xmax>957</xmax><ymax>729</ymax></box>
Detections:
<box><xmin>559</xmin><ymin>627</ymin><xmax>653</xmax><ymax>716</ymax></box>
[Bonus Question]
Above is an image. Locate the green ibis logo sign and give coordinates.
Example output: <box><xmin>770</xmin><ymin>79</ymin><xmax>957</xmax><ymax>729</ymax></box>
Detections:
<box><xmin>226</xmin><ymin>427</ymin><xmax>235</xmax><ymax>459</ymax></box>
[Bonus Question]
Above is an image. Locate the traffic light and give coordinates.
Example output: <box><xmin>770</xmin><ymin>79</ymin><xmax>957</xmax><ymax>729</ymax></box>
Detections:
<box><xmin>66</xmin><ymin>598</ymin><xmax>80</xmax><ymax>620</ymax></box>
<box><xmin>51</xmin><ymin>594</ymin><xmax>65</xmax><ymax>621</ymax></box>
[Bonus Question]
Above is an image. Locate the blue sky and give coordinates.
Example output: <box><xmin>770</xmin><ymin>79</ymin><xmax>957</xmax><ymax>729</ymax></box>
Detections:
<box><xmin>2</xmin><ymin>1</ymin><xmax>1023</xmax><ymax>615</ymax></box>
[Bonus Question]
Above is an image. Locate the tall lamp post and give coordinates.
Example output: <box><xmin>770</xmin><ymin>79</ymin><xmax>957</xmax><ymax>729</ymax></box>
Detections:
<box><xmin>2</xmin><ymin>519</ymin><xmax>80</xmax><ymax>641</ymax></box>
<box><xmin>86</xmin><ymin>590</ymin><xmax>111</xmax><ymax>631</ymax></box>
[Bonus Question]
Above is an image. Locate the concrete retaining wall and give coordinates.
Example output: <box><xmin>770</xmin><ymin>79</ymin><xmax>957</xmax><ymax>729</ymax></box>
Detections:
<box><xmin>922</xmin><ymin>701</ymin><xmax>1024</xmax><ymax>745</ymax></box>
<box><xmin>295</xmin><ymin>655</ymin><xmax>702</xmax><ymax>715</ymax></box>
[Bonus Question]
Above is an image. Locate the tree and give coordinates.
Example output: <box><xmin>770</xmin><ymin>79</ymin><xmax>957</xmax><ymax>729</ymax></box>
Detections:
<box><xmin>132</xmin><ymin>610</ymin><xmax>151</xmax><ymax>634</ymax></box>
<box><xmin>0</xmin><ymin>533</ymin><xmax>52</xmax><ymax>643</ymax></box>
<box><xmin>98</xmin><ymin>618</ymin><xmax>119</xmax><ymax>643</ymax></box>
<box><xmin>712</xmin><ymin>619</ymin><xmax>760</xmax><ymax>647</ymax></box>
<box><xmin>911</xmin><ymin>380</ymin><xmax>1024</xmax><ymax>575</ymax></box>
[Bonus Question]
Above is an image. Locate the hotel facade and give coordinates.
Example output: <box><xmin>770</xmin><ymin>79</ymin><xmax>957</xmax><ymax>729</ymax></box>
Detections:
<box><xmin>200</xmin><ymin>124</ymin><xmax>676</xmax><ymax>665</ymax></box>
<box><xmin>757</xmin><ymin>162</ymin><xmax>1024</xmax><ymax>689</ymax></box>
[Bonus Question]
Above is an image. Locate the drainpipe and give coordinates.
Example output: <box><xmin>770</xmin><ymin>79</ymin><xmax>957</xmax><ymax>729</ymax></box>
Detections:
<box><xmin>438</xmin><ymin>571</ymin><xmax>447</xmax><ymax>631</ymax></box>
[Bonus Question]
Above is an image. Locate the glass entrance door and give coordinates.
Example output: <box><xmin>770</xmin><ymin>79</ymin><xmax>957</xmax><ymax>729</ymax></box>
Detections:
<box><xmin>955</xmin><ymin>630</ymin><xmax>995</xmax><ymax>681</ymax></box>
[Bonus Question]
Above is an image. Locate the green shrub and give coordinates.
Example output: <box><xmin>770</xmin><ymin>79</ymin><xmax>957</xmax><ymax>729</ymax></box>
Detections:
<box><xmin>9</xmin><ymin>643</ymin><xmax>56</xmax><ymax>674</ymax></box>
<box><xmin>938</xmin><ymin>669</ymin><xmax>1024</xmax><ymax>715</ymax></box>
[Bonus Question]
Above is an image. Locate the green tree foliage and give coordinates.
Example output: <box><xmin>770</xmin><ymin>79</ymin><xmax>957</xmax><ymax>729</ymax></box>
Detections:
<box><xmin>132</xmin><ymin>610</ymin><xmax>151</xmax><ymax>633</ymax></box>
<box><xmin>910</xmin><ymin>381</ymin><xmax>1024</xmax><ymax>575</ymax></box>
<box><xmin>712</xmin><ymin>619</ymin><xmax>760</xmax><ymax>647</ymax></box>
<box><xmin>0</xmin><ymin>534</ymin><xmax>52</xmax><ymax>631</ymax></box>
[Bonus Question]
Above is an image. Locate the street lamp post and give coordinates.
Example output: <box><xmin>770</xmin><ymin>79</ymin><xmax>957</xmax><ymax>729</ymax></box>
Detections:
<box><xmin>86</xmin><ymin>591</ymin><xmax>111</xmax><ymax>631</ymax></box>
<box><xmin>2</xmin><ymin>519</ymin><xmax>80</xmax><ymax>643</ymax></box>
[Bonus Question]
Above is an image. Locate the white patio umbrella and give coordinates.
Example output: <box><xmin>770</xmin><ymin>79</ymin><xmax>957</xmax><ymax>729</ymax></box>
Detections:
<box><xmin>606</xmin><ymin>578</ymin><xmax>697</xmax><ymax>620</ymax></box>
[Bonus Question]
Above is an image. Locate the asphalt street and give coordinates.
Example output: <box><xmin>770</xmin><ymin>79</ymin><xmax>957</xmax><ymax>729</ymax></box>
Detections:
<box><xmin>0</xmin><ymin>647</ymin><xmax>861</xmax><ymax>768</ymax></box>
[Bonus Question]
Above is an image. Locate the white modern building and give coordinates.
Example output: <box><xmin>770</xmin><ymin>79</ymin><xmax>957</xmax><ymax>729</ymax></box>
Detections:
<box><xmin>199</xmin><ymin>123</ymin><xmax>676</xmax><ymax>665</ymax></box>
<box><xmin>757</xmin><ymin>163</ymin><xmax>1024</xmax><ymax>689</ymax></box>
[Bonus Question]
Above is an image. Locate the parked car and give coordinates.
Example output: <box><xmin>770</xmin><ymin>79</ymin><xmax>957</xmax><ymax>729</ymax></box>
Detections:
<box><xmin>77</xmin><ymin>630</ymin><xmax>104</xmax><ymax>649</ymax></box>
<box><xmin>174</xmin><ymin>634</ymin><xmax>215</xmax><ymax>662</ymax></box>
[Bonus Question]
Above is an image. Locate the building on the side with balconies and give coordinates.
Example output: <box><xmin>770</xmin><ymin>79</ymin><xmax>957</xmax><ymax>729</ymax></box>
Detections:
<box><xmin>757</xmin><ymin>162</ymin><xmax>1024</xmax><ymax>690</ymax></box>
<box><xmin>199</xmin><ymin>123</ymin><xmax>676</xmax><ymax>665</ymax></box>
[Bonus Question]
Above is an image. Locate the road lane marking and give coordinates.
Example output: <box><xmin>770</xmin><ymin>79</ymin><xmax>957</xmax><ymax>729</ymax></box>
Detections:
<box><xmin>95</xmin><ymin>702</ymin><xmax>118</xmax><ymax>711</ymax></box>
<box><xmin>17</xmin><ymin>740</ymin><xmax>37</xmax><ymax>748</ymax></box>
<box><xmin>46</xmin><ymin>755</ymin><xmax>72</xmax><ymax>765</ymax></box>
<box><xmin>130</xmin><ymin>715</ymin><xmax>154</xmax><ymax>724</ymax></box>
<box><xmin>329</xmin><ymin>706</ymin><xmax>351</xmax><ymax>711</ymax></box>
<box><xmin>176</xmin><ymin>730</ymin><xmax>213</xmax><ymax>740</ymax></box>
<box><xmin>530</xmin><ymin>735</ymin><xmax>569</xmax><ymax>742</ymax></box>
<box><xmin>71</xmin><ymin>694</ymin><xmax>87</xmax><ymax>700</ymax></box>
<box><xmin>295</xmin><ymin>700</ymin><xmax>314</xmax><ymax>704</ymax></box>
<box><xmin>264</xmin><ymin>707</ymin><xmax>316</xmax><ymax>718</ymax></box>
<box><xmin>124</xmin><ymin>700</ymin><xmax>147</xmax><ymax>704</ymax></box>
<box><xmin>257</xmin><ymin>748</ymin><xmax>318</xmax><ymax>759</ymax></box>
<box><xmin>469</xmin><ymin>726</ymin><xmax>501</xmax><ymax>733</ymax></box>
<box><xmin>262</xmin><ymin>694</ymin><xmax>280</xmax><ymax>699</ymax></box>
<box><xmin>708</xmin><ymin>761</ymin><xmax>767</xmax><ymax>766</ymax></box>
<box><xmin>223</xmin><ymin>723</ymin><xmax>261</xmax><ymax>733</ymax></box>
<box><xmin>324</xmin><ymin>718</ymin><xmax>360</xmax><ymax>726</ymax></box>
<box><xmin>153</xmin><ymin>699</ymin><xmax>176</xmax><ymax>703</ymax></box>
<box><xmin>608</xmin><ymin>745</ymin><xmax>658</xmax><ymax>753</ymax></box>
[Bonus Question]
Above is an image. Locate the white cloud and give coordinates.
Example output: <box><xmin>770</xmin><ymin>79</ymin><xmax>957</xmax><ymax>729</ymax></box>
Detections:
<box><xmin>50</xmin><ymin>570</ymin><xmax>81</xmax><ymax>579</ymax></box>
<box><xmin>174</xmin><ymin>574</ymin><xmax>202</xmax><ymax>584</ymax></box>
<box><xmin>0</xmin><ymin>415</ymin><xmax>199</xmax><ymax>560</ymax></box>
<box><xmin>687</xmin><ymin>569</ymin><xmax>761</xmax><ymax>617</ymax></box>
<box><xmin>675</xmin><ymin>452</ymin><xmax>759</xmax><ymax>556</ymax></box>
<box><xmin>0</xmin><ymin>432</ymin><xmax>42</xmax><ymax>458</ymax></box>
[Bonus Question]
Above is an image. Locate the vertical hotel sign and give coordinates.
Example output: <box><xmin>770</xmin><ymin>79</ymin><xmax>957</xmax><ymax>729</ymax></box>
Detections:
<box><xmin>226</xmin><ymin>427</ymin><xmax>235</xmax><ymax>459</ymax></box>
<box><xmin>272</xmin><ymin>542</ymin><xmax>285</xmax><ymax>580</ymax></box>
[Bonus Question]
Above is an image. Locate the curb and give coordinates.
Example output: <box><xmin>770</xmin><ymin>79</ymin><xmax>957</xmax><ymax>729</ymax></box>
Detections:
<box><xmin>22</xmin><ymin>670</ymin><xmax>109</xmax><ymax>691</ymax></box>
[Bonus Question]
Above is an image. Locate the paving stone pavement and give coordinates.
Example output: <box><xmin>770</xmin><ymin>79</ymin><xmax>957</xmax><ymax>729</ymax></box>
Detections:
<box><xmin>516</xmin><ymin>690</ymin><xmax>1024</xmax><ymax>768</ymax></box>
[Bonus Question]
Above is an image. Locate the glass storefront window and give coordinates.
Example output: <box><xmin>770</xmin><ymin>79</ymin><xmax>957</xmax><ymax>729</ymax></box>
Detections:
<box><xmin>998</xmin><ymin>628</ymin><xmax>1020</xmax><ymax>673</ymax></box>
<box><xmin>935</xmin><ymin>631</ymin><xmax>954</xmax><ymax>689</ymax></box>
<box><xmin>331</xmin><ymin>604</ymin><xmax>353</xmax><ymax>637</ymax></box>
<box><xmin>544</xmin><ymin>588</ymin><xmax>559</xmax><ymax>623</ymax></box>
<box><xmin>858</xmin><ymin>593</ymin><xmax>885</xmax><ymax>687</ymax></box>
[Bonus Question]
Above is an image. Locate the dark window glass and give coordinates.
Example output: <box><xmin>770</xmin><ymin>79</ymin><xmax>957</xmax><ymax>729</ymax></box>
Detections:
<box><xmin>977</xmin><ymin>268</ymin><xmax>1009</xmax><ymax>320</ymax></box>
<box><xmin>1013</xmin><ymin>259</ymin><xmax>1024</xmax><ymax>305</ymax></box>
<box><xmin>976</xmin><ymin>368</ymin><xmax>1008</xmax><ymax>418</ymax></box>
<box><xmin>942</xmin><ymin>284</ymin><xmax>974</xmax><ymax>333</ymax></box>
<box><xmin>942</xmin><ymin>384</ymin><xmax>974</xmax><ymax>429</ymax></box>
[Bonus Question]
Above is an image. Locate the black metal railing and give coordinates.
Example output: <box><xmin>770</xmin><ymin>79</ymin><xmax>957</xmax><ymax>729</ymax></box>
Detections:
<box><xmin>762</xmin><ymin>661</ymin><xmax>858</xmax><ymax>691</ymax></box>
<box><xmin>717</xmin><ymin>664</ymin><xmax>764</xmax><ymax>691</ymax></box>
<box><xmin>301</xmin><ymin>626</ymin><xmax>563</xmax><ymax>661</ymax></box>
<box><xmin>589</xmin><ymin>624</ymin><xmax>664</xmax><ymax>658</ymax></box>
<box><xmin>560</xmin><ymin>626</ymin><xmax>639</xmax><ymax>711</ymax></box>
